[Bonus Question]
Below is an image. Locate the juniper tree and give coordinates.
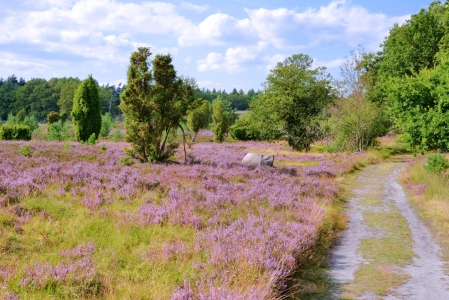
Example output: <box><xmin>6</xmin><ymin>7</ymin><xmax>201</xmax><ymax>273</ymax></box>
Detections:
<box><xmin>71</xmin><ymin>75</ymin><xmax>101</xmax><ymax>142</ymax></box>
<box><xmin>120</xmin><ymin>47</ymin><xmax>195</xmax><ymax>162</ymax></box>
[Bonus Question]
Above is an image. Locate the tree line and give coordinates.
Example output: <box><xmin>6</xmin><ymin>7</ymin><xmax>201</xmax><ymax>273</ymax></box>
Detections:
<box><xmin>0</xmin><ymin>75</ymin><xmax>124</xmax><ymax>122</ymax></box>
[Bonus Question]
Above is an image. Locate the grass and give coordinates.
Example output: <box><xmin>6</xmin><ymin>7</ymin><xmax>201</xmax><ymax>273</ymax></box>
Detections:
<box><xmin>401</xmin><ymin>154</ymin><xmax>449</xmax><ymax>263</ymax></box>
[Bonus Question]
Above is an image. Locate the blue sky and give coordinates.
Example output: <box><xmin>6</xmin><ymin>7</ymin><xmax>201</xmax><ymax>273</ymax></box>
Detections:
<box><xmin>0</xmin><ymin>0</ymin><xmax>434</xmax><ymax>92</ymax></box>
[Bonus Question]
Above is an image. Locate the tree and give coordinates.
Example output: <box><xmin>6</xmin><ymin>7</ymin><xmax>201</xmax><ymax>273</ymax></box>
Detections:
<box><xmin>71</xmin><ymin>75</ymin><xmax>102</xmax><ymax>142</ymax></box>
<box><xmin>364</xmin><ymin>2</ymin><xmax>447</xmax><ymax>103</ymax></box>
<box><xmin>187</xmin><ymin>99</ymin><xmax>210</xmax><ymax>142</ymax></box>
<box><xmin>16</xmin><ymin>78</ymin><xmax>59</xmax><ymax>121</ymax></box>
<box><xmin>57</xmin><ymin>77</ymin><xmax>81</xmax><ymax>121</ymax></box>
<box><xmin>120</xmin><ymin>47</ymin><xmax>195</xmax><ymax>162</ymax></box>
<box><xmin>212</xmin><ymin>98</ymin><xmax>229</xmax><ymax>143</ymax></box>
<box><xmin>255</xmin><ymin>54</ymin><xmax>333</xmax><ymax>151</ymax></box>
<box><xmin>327</xmin><ymin>47</ymin><xmax>389</xmax><ymax>152</ymax></box>
<box><xmin>386</xmin><ymin>51</ymin><xmax>449</xmax><ymax>153</ymax></box>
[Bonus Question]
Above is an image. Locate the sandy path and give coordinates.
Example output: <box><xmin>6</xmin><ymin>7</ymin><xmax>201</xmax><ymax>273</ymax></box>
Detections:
<box><xmin>329</xmin><ymin>162</ymin><xmax>449</xmax><ymax>299</ymax></box>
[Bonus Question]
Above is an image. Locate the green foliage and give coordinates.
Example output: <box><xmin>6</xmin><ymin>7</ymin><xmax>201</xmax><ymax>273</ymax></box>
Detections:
<box><xmin>229</xmin><ymin>113</ymin><xmax>261</xmax><ymax>141</ymax></box>
<box><xmin>212</xmin><ymin>98</ymin><xmax>229</xmax><ymax>142</ymax></box>
<box><xmin>99</xmin><ymin>144</ymin><xmax>107</xmax><ymax>153</ymax></box>
<box><xmin>100</xmin><ymin>113</ymin><xmax>113</xmax><ymax>138</ymax></box>
<box><xmin>120</xmin><ymin>47</ymin><xmax>195</xmax><ymax>162</ymax></box>
<box><xmin>325</xmin><ymin>47</ymin><xmax>389</xmax><ymax>152</ymax></box>
<box><xmin>0</xmin><ymin>124</ymin><xmax>32</xmax><ymax>140</ymax></box>
<box><xmin>46</xmin><ymin>121</ymin><xmax>70</xmax><ymax>141</ymax></box>
<box><xmin>386</xmin><ymin>52</ymin><xmax>449</xmax><ymax>153</ymax></box>
<box><xmin>71</xmin><ymin>75</ymin><xmax>102</xmax><ymax>142</ymax></box>
<box><xmin>22</xmin><ymin>115</ymin><xmax>39</xmax><ymax>132</ymax></box>
<box><xmin>87</xmin><ymin>133</ymin><xmax>97</xmax><ymax>145</ymax></box>
<box><xmin>47</xmin><ymin>111</ymin><xmax>60</xmax><ymax>124</ymax></box>
<box><xmin>16</xmin><ymin>78</ymin><xmax>59</xmax><ymax>121</ymax></box>
<box><xmin>16</xmin><ymin>108</ymin><xmax>26</xmax><ymax>122</ymax></box>
<box><xmin>6</xmin><ymin>112</ymin><xmax>18</xmax><ymax>125</ymax></box>
<box><xmin>187</xmin><ymin>99</ymin><xmax>210</xmax><ymax>142</ymax></box>
<box><xmin>254</xmin><ymin>54</ymin><xmax>333</xmax><ymax>151</ymax></box>
<box><xmin>18</xmin><ymin>144</ymin><xmax>32</xmax><ymax>157</ymax></box>
<box><xmin>424</xmin><ymin>153</ymin><xmax>449</xmax><ymax>174</ymax></box>
<box><xmin>111</xmin><ymin>129</ymin><xmax>122</xmax><ymax>142</ymax></box>
<box><xmin>57</xmin><ymin>77</ymin><xmax>81</xmax><ymax>121</ymax></box>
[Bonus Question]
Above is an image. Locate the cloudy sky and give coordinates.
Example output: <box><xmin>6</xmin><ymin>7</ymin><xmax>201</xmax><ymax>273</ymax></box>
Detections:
<box><xmin>0</xmin><ymin>0</ymin><xmax>433</xmax><ymax>91</ymax></box>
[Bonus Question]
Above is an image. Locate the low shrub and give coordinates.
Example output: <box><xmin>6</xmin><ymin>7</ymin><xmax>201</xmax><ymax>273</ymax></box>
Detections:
<box><xmin>0</xmin><ymin>124</ymin><xmax>32</xmax><ymax>140</ymax></box>
<box><xmin>19</xmin><ymin>144</ymin><xmax>32</xmax><ymax>157</ymax></box>
<box><xmin>424</xmin><ymin>153</ymin><xmax>449</xmax><ymax>174</ymax></box>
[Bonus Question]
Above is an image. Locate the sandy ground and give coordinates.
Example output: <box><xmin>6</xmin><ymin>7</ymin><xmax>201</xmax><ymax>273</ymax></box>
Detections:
<box><xmin>329</xmin><ymin>162</ymin><xmax>449</xmax><ymax>299</ymax></box>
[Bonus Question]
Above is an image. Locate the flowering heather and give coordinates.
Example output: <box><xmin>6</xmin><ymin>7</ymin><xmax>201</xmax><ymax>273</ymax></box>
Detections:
<box><xmin>0</xmin><ymin>139</ymin><xmax>365</xmax><ymax>298</ymax></box>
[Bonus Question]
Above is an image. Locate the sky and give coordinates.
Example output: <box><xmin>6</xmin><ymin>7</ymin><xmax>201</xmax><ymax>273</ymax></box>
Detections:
<box><xmin>0</xmin><ymin>0</ymin><xmax>435</xmax><ymax>92</ymax></box>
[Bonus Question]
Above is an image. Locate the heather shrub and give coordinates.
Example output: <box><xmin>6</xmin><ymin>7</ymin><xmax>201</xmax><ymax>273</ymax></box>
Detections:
<box><xmin>0</xmin><ymin>124</ymin><xmax>32</xmax><ymax>140</ymax></box>
<box><xmin>424</xmin><ymin>153</ymin><xmax>449</xmax><ymax>174</ymax></box>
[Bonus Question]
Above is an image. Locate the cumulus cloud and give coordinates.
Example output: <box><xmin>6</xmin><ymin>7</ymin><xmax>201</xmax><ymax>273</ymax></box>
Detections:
<box><xmin>0</xmin><ymin>0</ymin><xmax>192</xmax><ymax>64</ymax></box>
<box><xmin>197</xmin><ymin>43</ymin><xmax>265</xmax><ymax>73</ymax></box>
<box><xmin>180</xmin><ymin>0</ymin><xmax>408</xmax><ymax>50</ymax></box>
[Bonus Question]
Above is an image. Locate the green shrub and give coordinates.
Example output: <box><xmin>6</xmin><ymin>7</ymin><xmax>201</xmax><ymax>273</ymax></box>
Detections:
<box><xmin>424</xmin><ymin>153</ymin><xmax>449</xmax><ymax>174</ymax></box>
<box><xmin>100</xmin><ymin>113</ymin><xmax>113</xmax><ymax>138</ymax></box>
<box><xmin>22</xmin><ymin>115</ymin><xmax>39</xmax><ymax>132</ymax></box>
<box><xmin>19</xmin><ymin>144</ymin><xmax>32</xmax><ymax>157</ymax></box>
<box><xmin>0</xmin><ymin>124</ymin><xmax>32</xmax><ymax>140</ymax></box>
<box><xmin>46</xmin><ymin>121</ymin><xmax>69</xmax><ymax>141</ymax></box>
<box><xmin>111</xmin><ymin>129</ymin><xmax>122</xmax><ymax>142</ymax></box>
<box><xmin>99</xmin><ymin>144</ymin><xmax>107</xmax><ymax>153</ymax></box>
<box><xmin>87</xmin><ymin>133</ymin><xmax>97</xmax><ymax>145</ymax></box>
<box><xmin>47</xmin><ymin>111</ymin><xmax>60</xmax><ymax>125</ymax></box>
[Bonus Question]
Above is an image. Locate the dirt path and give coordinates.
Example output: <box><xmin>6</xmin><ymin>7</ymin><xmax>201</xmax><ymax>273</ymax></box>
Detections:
<box><xmin>329</xmin><ymin>162</ymin><xmax>449</xmax><ymax>299</ymax></box>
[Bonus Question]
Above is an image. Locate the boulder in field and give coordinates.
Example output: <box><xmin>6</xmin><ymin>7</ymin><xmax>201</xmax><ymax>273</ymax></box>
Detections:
<box><xmin>241</xmin><ymin>153</ymin><xmax>274</xmax><ymax>167</ymax></box>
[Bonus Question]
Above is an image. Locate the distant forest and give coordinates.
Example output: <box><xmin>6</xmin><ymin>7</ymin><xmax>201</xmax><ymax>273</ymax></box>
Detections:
<box><xmin>0</xmin><ymin>74</ymin><xmax>259</xmax><ymax>122</ymax></box>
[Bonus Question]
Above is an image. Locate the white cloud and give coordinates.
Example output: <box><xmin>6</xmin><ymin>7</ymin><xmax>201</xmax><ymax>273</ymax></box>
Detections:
<box><xmin>262</xmin><ymin>54</ymin><xmax>286</xmax><ymax>71</ymax></box>
<box><xmin>179</xmin><ymin>0</ymin><xmax>408</xmax><ymax>51</ymax></box>
<box><xmin>178</xmin><ymin>13</ymin><xmax>255</xmax><ymax>46</ymax></box>
<box><xmin>0</xmin><ymin>0</ymin><xmax>192</xmax><ymax>63</ymax></box>
<box><xmin>180</xmin><ymin>1</ymin><xmax>208</xmax><ymax>13</ymax></box>
<box><xmin>313</xmin><ymin>58</ymin><xmax>345</xmax><ymax>69</ymax></box>
<box><xmin>197</xmin><ymin>43</ymin><xmax>265</xmax><ymax>73</ymax></box>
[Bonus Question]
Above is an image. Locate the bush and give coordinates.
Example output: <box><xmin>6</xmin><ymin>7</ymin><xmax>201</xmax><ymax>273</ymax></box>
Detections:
<box><xmin>19</xmin><ymin>144</ymin><xmax>32</xmax><ymax>157</ymax></box>
<box><xmin>47</xmin><ymin>111</ymin><xmax>60</xmax><ymax>125</ymax></box>
<box><xmin>87</xmin><ymin>133</ymin><xmax>97</xmax><ymax>145</ymax></box>
<box><xmin>46</xmin><ymin>121</ymin><xmax>70</xmax><ymax>141</ymax></box>
<box><xmin>424</xmin><ymin>153</ymin><xmax>449</xmax><ymax>174</ymax></box>
<box><xmin>111</xmin><ymin>129</ymin><xmax>122</xmax><ymax>142</ymax></box>
<box><xmin>100</xmin><ymin>113</ymin><xmax>113</xmax><ymax>138</ymax></box>
<box><xmin>22</xmin><ymin>115</ymin><xmax>39</xmax><ymax>132</ymax></box>
<box><xmin>0</xmin><ymin>124</ymin><xmax>32</xmax><ymax>140</ymax></box>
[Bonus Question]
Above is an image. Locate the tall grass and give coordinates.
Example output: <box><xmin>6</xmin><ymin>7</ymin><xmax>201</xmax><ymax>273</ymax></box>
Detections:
<box><xmin>402</xmin><ymin>154</ymin><xmax>449</xmax><ymax>258</ymax></box>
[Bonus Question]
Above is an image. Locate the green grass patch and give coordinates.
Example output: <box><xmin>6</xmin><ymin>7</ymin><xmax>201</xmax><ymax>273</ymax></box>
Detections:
<box><xmin>341</xmin><ymin>264</ymin><xmax>409</xmax><ymax>298</ymax></box>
